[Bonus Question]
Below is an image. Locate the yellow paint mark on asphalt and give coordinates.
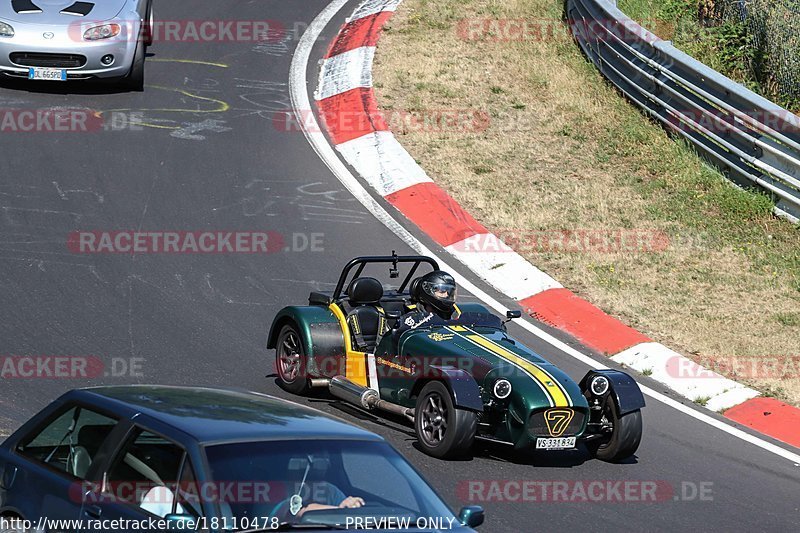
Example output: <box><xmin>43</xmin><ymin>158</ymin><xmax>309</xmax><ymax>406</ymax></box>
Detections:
<box><xmin>130</xmin><ymin>121</ymin><xmax>179</xmax><ymax>130</ymax></box>
<box><xmin>97</xmin><ymin>84</ymin><xmax>231</xmax><ymax>130</ymax></box>
<box><xmin>95</xmin><ymin>58</ymin><xmax>231</xmax><ymax>130</ymax></box>
<box><xmin>101</xmin><ymin>85</ymin><xmax>230</xmax><ymax>115</ymax></box>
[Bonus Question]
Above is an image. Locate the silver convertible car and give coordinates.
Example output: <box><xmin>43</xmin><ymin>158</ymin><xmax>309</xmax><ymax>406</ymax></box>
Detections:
<box><xmin>0</xmin><ymin>0</ymin><xmax>153</xmax><ymax>90</ymax></box>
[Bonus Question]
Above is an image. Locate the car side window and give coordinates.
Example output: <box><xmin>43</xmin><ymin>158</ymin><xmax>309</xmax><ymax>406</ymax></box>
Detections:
<box><xmin>16</xmin><ymin>405</ymin><xmax>118</xmax><ymax>480</ymax></box>
<box><xmin>104</xmin><ymin>429</ymin><xmax>194</xmax><ymax>518</ymax></box>
<box><xmin>340</xmin><ymin>449</ymin><xmax>419</xmax><ymax>512</ymax></box>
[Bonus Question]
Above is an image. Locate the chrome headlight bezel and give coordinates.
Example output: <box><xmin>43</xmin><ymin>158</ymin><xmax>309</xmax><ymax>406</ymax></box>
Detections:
<box><xmin>589</xmin><ymin>375</ymin><xmax>610</xmax><ymax>396</ymax></box>
<box><xmin>493</xmin><ymin>378</ymin><xmax>512</xmax><ymax>400</ymax></box>
<box><xmin>0</xmin><ymin>21</ymin><xmax>14</xmax><ymax>38</ymax></box>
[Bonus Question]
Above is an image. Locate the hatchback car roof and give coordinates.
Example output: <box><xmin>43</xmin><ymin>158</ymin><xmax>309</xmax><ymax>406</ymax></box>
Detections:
<box><xmin>68</xmin><ymin>385</ymin><xmax>384</xmax><ymax>445</ymax></box>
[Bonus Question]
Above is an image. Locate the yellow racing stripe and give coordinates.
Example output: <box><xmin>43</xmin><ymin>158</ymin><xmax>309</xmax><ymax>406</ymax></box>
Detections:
<box><xmin>466</xmin><ymin>334</ymin><xmax>570</xmax><ymax>407</ymax></box>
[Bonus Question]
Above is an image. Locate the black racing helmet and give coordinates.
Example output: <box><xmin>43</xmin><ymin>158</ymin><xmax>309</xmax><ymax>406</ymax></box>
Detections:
<box><xmin>417</xmin><ymin>270</ymin><xmax>457</xmax><ymax>316</ymax></box>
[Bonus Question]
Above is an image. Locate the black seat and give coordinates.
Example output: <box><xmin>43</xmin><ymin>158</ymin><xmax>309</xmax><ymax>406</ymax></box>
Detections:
<box><xmin>77</xmin><ymin>424</ymin><xmax>115</xmax><ymax>457</ymax></box>
<box><xmin>72</xmin><ymin>424</ymin><xmax>115</xmax><ymax>478</ymax></box>
<box><xmin>345</xmin><ymin>277</ymin><xmax>386</xmax><ymax>351</ymax></box>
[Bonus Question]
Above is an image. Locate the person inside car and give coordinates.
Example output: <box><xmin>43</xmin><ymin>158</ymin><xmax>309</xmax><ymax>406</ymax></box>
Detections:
<box><xmin>269</xmin><ymin>455</ymin><xmax>366</xmax><ymax>523</ymax></box>
<box><xmin>269</xmin><ymin>481</ymin><xmax>366</xmax><ymax>523</ymax></box>
<box><xmin>295</xmin><ymin>485</ymin><xmax>365</xmax><ymax>517</ymax></box>
<box><xmin>391</xmin><ymin>270</ymin><xmax>460</xmax><ymax>341</ymax></box>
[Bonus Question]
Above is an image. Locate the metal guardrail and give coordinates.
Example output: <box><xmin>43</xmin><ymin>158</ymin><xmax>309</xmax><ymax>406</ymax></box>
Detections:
<box><xmin>566</xmin><ymin>0</ymin><xmax>800</xmax><ymax>222</ymax></box>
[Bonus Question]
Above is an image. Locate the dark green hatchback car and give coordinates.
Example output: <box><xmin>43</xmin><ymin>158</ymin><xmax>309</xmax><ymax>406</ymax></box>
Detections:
<box><xmin>0</xmin><ymin>386</ymin><xmax>483</xmax><ymax>532</ymax></box>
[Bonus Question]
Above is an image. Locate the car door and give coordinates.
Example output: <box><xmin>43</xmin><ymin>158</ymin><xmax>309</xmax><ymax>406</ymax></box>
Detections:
<box><xmin>4</xmin><ymin>403</ymin><xmax>121</xmax><ymax>522</ymax></box>
<box><xmin>81</xmin><ymin>424</ymin><xmax>206</xmax><ymax>532</ymax></box>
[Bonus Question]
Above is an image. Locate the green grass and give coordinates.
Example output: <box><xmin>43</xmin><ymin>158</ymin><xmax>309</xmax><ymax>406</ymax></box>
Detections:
<box><xmin>597</xmin><ymin>116</ymin><xmax>799</xmax><ymax>289</ymax></box>
<box><xmin>617</xmin><ymin>0</ymin><xmax>799</xmax><ymax>111</ymax></box>
<box><xmin>775</xmin><ymin>312</ymin><xmax>800</xmax><ymax>327</ymax></box>
<box><xmin>694</xmin><ymin>395</ymin><xmax>711</xmax><ymax>407</ymax></box>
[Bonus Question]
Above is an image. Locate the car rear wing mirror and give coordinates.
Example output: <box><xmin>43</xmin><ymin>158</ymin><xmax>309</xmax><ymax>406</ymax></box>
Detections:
<box><xmin>504</xmin><ymin>310</ymin><xmax>522</xmax><ymax>324</ymax></box>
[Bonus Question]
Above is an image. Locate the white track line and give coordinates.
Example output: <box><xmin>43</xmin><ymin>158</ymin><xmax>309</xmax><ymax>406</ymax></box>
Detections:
<box><xmin>288</xmin><ymin>0</ymin><xmax>800</xmax><ymax>464</ymax></box>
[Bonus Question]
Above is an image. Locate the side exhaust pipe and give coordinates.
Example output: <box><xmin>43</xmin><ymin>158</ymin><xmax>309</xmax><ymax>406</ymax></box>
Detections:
<box><xmin>329</xmin><ymin>375</ymin><xmax>414</xmax><ymax>422</ymax></box>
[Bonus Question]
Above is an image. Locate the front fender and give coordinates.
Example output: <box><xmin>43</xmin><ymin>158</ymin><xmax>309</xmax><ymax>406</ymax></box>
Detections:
<box><xmin>424</xmin><ymin>366</ymin><xmax>484</xmax><ymax>412</ymax></box>
<box><xmin>580</xmin><ymin>369</ymin><xmax>645</xmax><ymax>415</ymax></box>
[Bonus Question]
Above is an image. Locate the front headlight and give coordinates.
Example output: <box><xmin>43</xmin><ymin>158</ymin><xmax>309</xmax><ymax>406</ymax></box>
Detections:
<box><xmin>83</xmin><ymin>24</ymin><xmax>121</xmax><ymax>41</ymax></box>
<box><xmin>589</xmin><ymin>375</ymin><xmax>610</xmax><ymax>396</ymax></box>
<box><xmin>493</xmin><ymin>378</ymin><xmax>512</xmax><ymax>399</ymax></box>
<box><xmin>0</xmin><ymin>21</ymin><xmax>14</xmax><ymax>38</ymax></box>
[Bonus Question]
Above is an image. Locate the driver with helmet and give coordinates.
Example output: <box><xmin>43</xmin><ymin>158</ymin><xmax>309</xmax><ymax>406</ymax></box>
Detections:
<box><xmin>391</xmin><ymin>270</ymin><xmax>459</xmax><ymax>340</ymax></box>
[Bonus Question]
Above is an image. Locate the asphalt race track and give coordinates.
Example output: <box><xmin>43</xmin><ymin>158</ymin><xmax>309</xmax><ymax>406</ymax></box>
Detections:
<box><xmin>0</xmin><ymin>1</ymin><xmax>798</xmax><ymax>530</ymax></box>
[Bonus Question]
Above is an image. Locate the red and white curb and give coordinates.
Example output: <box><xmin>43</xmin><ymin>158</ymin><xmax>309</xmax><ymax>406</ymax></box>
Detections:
<box><xmin>312</xmin><ymin>0</ymin><xmax>800</xmax><ymax>449</ymax></box>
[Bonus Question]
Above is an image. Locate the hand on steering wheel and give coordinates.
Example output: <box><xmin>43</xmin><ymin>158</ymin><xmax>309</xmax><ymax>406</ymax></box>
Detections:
<box><xmin>338</xmin><ymin>496</ymin><xmax>365</xmax><ymax>509</ymax></box>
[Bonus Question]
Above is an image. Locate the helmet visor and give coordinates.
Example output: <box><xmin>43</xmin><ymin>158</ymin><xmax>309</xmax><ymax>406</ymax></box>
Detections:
<box><xmin>422</xmin><ymin>281</ymin><xmax>457</xmax><ymax>304</ymax></box>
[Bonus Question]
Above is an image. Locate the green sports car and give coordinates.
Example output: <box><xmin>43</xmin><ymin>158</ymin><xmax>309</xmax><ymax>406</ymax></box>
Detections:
<box><xmin>267</xmin><ymin>254</ymin><xmax>645</xmax><ymax>462</ymax></box>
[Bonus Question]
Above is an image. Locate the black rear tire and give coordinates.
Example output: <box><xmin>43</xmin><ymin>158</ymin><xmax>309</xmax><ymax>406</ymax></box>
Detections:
<box><xmin>275</xmin><ymin>324</ymin><xmax>311</xmax><ymax>395</ymax></box>
<box><xmin>588</xmin><ymin>396</ymin><xmax>642</xmax><ymax>462</ymax></box>
<box><xmin>414</xmin><ymin>381</ymin><xmax>476</xmax><ymax>459</ymax></box>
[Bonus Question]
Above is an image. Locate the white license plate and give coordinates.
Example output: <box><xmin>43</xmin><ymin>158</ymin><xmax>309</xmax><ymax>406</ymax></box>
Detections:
<box><xmin>28</xmin><ymin>68</ymin><xmax>67</xmax><ymax>81</ymax></box>
<box><xmin>536</xmin><ymin>437</ymin><xmax>576</xmax><ymax>450</ymax></box>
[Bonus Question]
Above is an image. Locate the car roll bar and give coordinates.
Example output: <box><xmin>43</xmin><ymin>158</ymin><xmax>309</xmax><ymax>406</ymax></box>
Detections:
<box><xmin>331</xmin><ymin>251</ymin><xmax>439</xmax><ymax>301</ymax></box>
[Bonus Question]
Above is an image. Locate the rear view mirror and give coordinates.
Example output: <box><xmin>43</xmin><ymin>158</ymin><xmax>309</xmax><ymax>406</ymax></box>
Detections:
<box><xmin>458</xmin><ymin>506</ymin><xmax>485</xmax><ymax>528</ymax></box>
<box><xmin>506</xmin><ymin>310</ymin><xmax>522</xmax><ymax>320</ymax></box>
<box><xmin>288</xmin><ymin>456</ymin><xmax>331</xmax><ymax>471</ymax></box>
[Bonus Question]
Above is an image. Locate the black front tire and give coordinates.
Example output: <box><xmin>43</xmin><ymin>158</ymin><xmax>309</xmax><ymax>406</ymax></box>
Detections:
<box><xmin>143</xmin><ymin>3</ymin><xmax>154</xmax><ymax>46</ymax></box>
<box><xmin>275</xmin><ymin>324</ymin><xmax>311</xmax><ymax>395</ymax></box>
<box><xmin>123</xmin><ymin>41</ymin><xmax>145</xmax><ymax>92</ymax></box>
<box><xmin>414</xmin><ymin>381</ymin><xmax>476</xmax><ymax>459</ymax></box>
<box><xmin>588</xmin><ymin>396</ymin><xmax>642</xmax><ymax>462</ymax></box>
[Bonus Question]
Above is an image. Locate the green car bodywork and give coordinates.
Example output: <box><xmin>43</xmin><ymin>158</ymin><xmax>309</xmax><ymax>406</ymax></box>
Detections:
<box><xmin>267</xmin><ymin>254</ymin><xmax>645</xmax><ymax>460</ymax></box>
<box><xmin>376</xmin><ymin>315</ymin><xmax>589</xmax><ymax>450</ymax></box>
